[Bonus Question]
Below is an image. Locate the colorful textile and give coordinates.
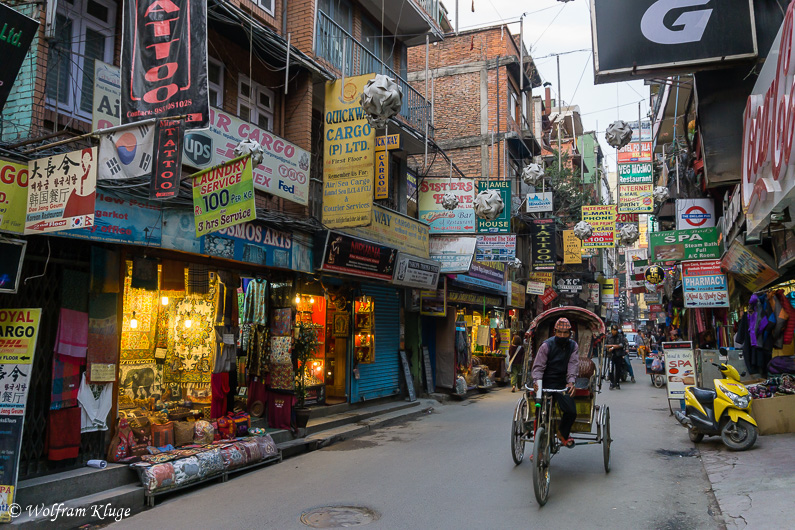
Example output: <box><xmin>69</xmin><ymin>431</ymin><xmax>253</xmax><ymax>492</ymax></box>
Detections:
<box><xmin>186</xmin><ymin>264</ymin><xmax>210</xmax><ymax>295</ymax></box>
<box><xmin>160</xmin><ymin>259</ymin><xmax>186</xmax><ymax>292</ymax></box>
<box><xmin>193</xmin><ymin>420</ymin><xmax>214</xmax><ymax>444</ymax></box>
<box><xmin>220</xmin><ymin>444</ymin><xmax>247</xmax><ymax>470</ymax></box>
<box><xmin>172</xmin><ymin>456</ymin><xmax>203</xmax><ymax>485</ymax></box>
<box><xmin>131</xmin><ymin>256</ymin><xmax>159</xmax><ymax>291</ymax></box>
<box><xmin>51</xmin><ymin>356</ymin><xmax>82</xmax><ymax>409</ymax></box>
<box><xmin>195</xmin><ymin>447</ymin><xmax>224</xmax><ymax>475</ymax></box>
<box><xmin>246</xmin><ymin>325</ymin><xmax>269</xmax><ymax>379</ymax></box>
<box><xmin>87</xmin><ymin>293</ymin><xmax>119</xmax><ymax>383</ymax></box>
<box><xmin>47</xmin><ymin>407</ymin><xmax>82</xmax><ymax>460</ymax></box>
<box><xmin>251</xmin><ymin>434</ymin><xmax>278</xmax><ymax>457</ymax></box>
<box><xmin>268</xmin><ymin>336</ymin><xmax>294</xmax><ymax>391</ymax></box>
<box><xmin>90</xmin><ymin>247</ymin><xmax>120</xmax><ymax>293</ymax></box>
<box><xmin>210</xmin><ymin>373</ymin><xmax>230</xmax><ymax>419</ymax></box>
<box><xmin>242</xmin><ymin>279</ymin><xmax>268</xmax><ymax>325</ymax></box>
<box><xmin>135</xmin><ymin>462</ymin><xmax>176</xmax><ymax>494</ymax></box>
<box><xmin>164</xmin><ymin>296</ymin><xmax>214</xmax><ymax>384</ymax></box>
<box><xmin>267</xmin><ymin>391</ymin><xmax>295</xmax><ymax>431</ymax></box>
<box><xmin>271</xmin><ymin>309</ymin><xmax>292</xmax><ymax>336</ymax></box>
<box><xmin>55</xmin><ymin>308</ymin><xmax>89</xmax><ymax>360</ymax></box>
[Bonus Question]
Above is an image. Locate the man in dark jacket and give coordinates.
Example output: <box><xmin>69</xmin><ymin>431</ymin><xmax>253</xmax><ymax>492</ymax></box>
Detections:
<box><xmin>605</xmin><ymin>324</ymin><xmax>627</xmax><ymax>389</ymax></box>
<box><xmin>531</xmin><ymin>318</ymin><xmax>579</xmax><ymax>447</ymax></box>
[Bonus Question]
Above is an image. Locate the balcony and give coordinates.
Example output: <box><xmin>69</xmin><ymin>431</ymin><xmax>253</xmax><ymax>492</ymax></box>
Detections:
<box><xmin>316</xmin><ymin>10</ymin><xmax>432</xmax><ymax>137</ymax></box>
<box><xmin>357</xmin><ymin>0</ymin><xmax>443</xmax><ymax>46</ymax></box>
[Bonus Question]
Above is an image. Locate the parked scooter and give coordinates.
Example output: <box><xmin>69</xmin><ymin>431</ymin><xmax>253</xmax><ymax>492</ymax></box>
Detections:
<box><xmin>674</xmin><ymin>362</ymin><xmax>758</xmax><ymax>451</ymax></box>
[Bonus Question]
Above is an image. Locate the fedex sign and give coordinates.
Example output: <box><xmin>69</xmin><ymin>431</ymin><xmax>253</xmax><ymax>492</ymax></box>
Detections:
<box><xmin>742</xmin><ymin>2</ymin><xmax>795</xmax><ymax>235</ymax></box>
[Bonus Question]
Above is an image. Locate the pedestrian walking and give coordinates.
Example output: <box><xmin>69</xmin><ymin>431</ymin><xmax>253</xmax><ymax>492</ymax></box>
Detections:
<box><xmin>508</xmin><ymin>334</ymin><xmax>525</xmax><ymax>392</ymax></box>
<box><xmin>605</xmin><ymin>325</ymin><xmax>627</xmax><ymax>389</ymax></box>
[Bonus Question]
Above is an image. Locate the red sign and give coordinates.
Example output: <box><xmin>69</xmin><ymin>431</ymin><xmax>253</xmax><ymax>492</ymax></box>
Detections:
<box><xmin>541</xmin><ymin>287</ymin><xmax>558</xmax><ymax>305</ymax></box>
<box><xmin>150</xmin><ymin>118</ymin><xmax>184</xmax><ymax>199</ymax></box>
<box><xmin>684</xmin><ymin>206</ymin><xmax>708</xmax><ymax>227</ymax></box>
<box><xmin>648</xmin><ymin>304</ymin><xmax>664</xmax><ymax>313</ymax></box>
<box><xmin>616</xmin><ymin>212</ymin><xmax>639</xmax><ymax>223</ymax></box>
<box><xmin>682</xmin><ymin>259</ymin><xmax>722</xmax><ymax>276</ymax></box>
<box><xmin>617</xmin><ymin>142</ymin><xmax>652</xmax><ymax>163</ymax></box>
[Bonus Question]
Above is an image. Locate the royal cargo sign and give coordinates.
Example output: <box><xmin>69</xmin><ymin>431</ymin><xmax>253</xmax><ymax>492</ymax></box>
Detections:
<box><xmin>649</xmin><ymin>227</ymin><xmax>723</xmax><ymax>262</ymax></box>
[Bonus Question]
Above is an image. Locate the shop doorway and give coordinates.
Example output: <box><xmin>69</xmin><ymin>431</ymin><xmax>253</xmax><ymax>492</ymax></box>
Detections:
<box><xmin>324</xmin><ymin>298</ymin><xmax>348</xmax><ymax>404</ymax></box>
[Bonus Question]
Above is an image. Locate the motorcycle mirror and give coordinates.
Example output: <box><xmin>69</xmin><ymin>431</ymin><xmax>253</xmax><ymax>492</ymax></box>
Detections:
<box><xmin>711</xmin><ymin>362</ymin><xmax>720</xmax><ymax>367</ymax></box>
<box><xmin>741</xmin><ymin>371</ymin><xmax>747</xmax><ymax>377</ymax></box>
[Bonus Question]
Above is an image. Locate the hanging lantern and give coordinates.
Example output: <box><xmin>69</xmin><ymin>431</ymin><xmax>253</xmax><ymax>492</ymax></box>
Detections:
<box><xmin>508</xmin><ymin>257</ymin><xmax>522</xmax><ymax>270</ymax></box>
<box><xmin>617</xmin><ymin>223</ymin><xmax>640</xmax><ymax>246</ymax></box>
<box><xmin>653</xmin><ymin>186</ymin><xmax>670</xmax><ymax>204</ymax></box>
<box><xmin>234</xmin><ymin>138</ymin><xmax>265</xmax><ymax>166</ymax></box>
<box><xmin>573</xmin><ymin>220</ymin><xmax>593</xmax><ymax>240</ymax></box>
<box><xmin>473</xmin><ymin>189</ymin><xmax>504</xmax><ymax>220</ymax></box>
<box><xmin>441</xmin><ymin>192</ymin><xmax>459</xmax><ymax>210</ymax></box>
<box><xmin>521</xmin><ymin>163</ymin><xmax>545</xmax><ymax>186</ymax></box>
<box><xmin>605</xmin><ymin>120</ymin><xmax>633</xmax><ymax>149</ymax></box>
<box><xmin>360</xmin><ymin>74</ymin><xmax>403</xmax><ymax>128</ymax></box>
<box><xmin>645</xmin><ymin>265</ymin><xmax>666</xmax><ymax>285</ymax></box>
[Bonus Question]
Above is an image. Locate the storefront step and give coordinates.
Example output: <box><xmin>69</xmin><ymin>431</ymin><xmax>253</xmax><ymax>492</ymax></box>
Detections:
<box><xmin>14</xmin><ymin>464</ymin><xmax>139</xmax><ymax>510</ymax></box>
<box><xmin>10</xmin><ymin>484</ymin><xmax>144</xmax><ymax>529</ymax></box>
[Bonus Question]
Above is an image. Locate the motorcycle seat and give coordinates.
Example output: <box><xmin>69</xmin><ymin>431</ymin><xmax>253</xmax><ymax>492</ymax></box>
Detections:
<box><xmin>690</xmin><ymin>387</ymin><xmax>717</xmax><ymax>405</ymax></box>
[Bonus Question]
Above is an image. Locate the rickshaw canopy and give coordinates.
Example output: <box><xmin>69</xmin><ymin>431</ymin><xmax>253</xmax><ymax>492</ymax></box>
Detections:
<box><xmin>525</xmin><ymin>306</ymin><xmax>606</xmax><ymax>340</ymax></box>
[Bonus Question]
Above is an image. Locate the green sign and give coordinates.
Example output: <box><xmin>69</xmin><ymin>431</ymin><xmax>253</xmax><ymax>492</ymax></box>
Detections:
<box><xmin>477</xmin><ymin>180</ymin><xmax>511</xmax><ymax>233</ymax></box>
<box><xmin>192</xmin><ymin>155</ymin><xmax>256</xmax><ymax>236</ymax></box>
<box><xmin>618</xmin><ymin>163</ymin><xmax>653</xmax><ymax>184</ymax></box>
<box><xmin>649</xmin><ymin>227</ymin><xmax>723</xmax><ymax>262</ymax></box>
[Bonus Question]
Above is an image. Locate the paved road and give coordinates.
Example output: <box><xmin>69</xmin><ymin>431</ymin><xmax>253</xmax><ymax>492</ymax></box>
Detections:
<box><xmin>114</xmin><ymin>360</ymin><xmax>721</xmax><ymax>529</ymax></box>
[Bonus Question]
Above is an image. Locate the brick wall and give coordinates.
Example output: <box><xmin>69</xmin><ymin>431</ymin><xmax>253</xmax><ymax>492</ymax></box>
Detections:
<box><xmin>286</xmin><ymin>0</ymin><xmax>316</xmax><ymax>55</ymax></box>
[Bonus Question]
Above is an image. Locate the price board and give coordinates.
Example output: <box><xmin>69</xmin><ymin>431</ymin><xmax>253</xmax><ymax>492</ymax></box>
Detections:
<box><xmin>192</xmin><ymin>155</ymin><xmax>256</xmax><ymax>236</ymax></box>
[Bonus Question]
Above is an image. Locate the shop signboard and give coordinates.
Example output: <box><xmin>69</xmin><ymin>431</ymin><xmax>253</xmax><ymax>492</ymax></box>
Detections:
<box><xmin>322</xmin><ymin>74</ymin><xmax>375</xmax><ymax>228</ymax></box>
<box><xmin>343</xmin><ymin>205</ymin><xmax>430</xmax><ymax>258</ymax></box>
<box><xmin>530</xmin><ymin>218</ymin><xmax>556</xmax><ymax>270</ymax></box>
<box><xmin>202</xmin><ymin>221</ymin><xmax>293</xmax><ymax>269</ymax></box>
<box><xmin>556</xmin><ymin>278</ymin><xmax>582</xmax><ymax>293</ymax></box>
<box><xmin>773</xmin><ymin>229</ymin><xmax>795</xmax><ymax>269</ymax></box>
<box><xmin>618</xmin><ymin>184</ymin><xmax>653</xmax><ymax>213</ymax></box>
<box><xmin>581</xmin><ymin>205</ymin><xmax>616</xmax><ymax>248</ymax></box>
<box><xmin>591</xmin><ymin>0</ymin><xmax>757</xmax><ymax>84</ymax></box>
<box><xmin>682</xmin><ymin>260</ymin><xmax>729</xmax><ymax>308</ymax></box>
<box><xmin>321</xmin><ymin>232</ymin><xmax>398</xmax><ymax>281</ymax></box>
<box><xmin>25</xmin><ymin>148</ymin><xmax>97</xmax><ymax>234</ymax></box>
<box><xmin>92</xmin><ymin>60</ymin><xmax>121</xmax><ymax>131</ymax></box>
<box><xmin>528</xmin><ymin>271</ymin><xmax>554</xmax><ymax>286</ymax></box>
<box><xmin>0</xmin><ymin>3</ymin><xmax>38</xmax><ymax>113</ymax></box>
<box><xmin>475</xmin><ymin>234</ymin><xmax>516</xmax><ymax>262</ymax></box>
<box><xmin>182</xmin><ymin>107</ymin><xmax>311</xmax><ymax>205</ymax></box>
<box><xmin>121</xmin><ymin>0</ymin><xmax>208</xmax><ymax>128</ymax></box>
<box><xmin>375</xmin><ymin>134</ymin><xmax>401</xmax><ymax>151</ymax></box>
<box><xmin>563</xmin><ymin>230</ymin><xmax>582</xmax><ymax>264</ymax></box>
<box><xmin>419</xmin><ymin>177</ymin><xmax>476</xmax><ymax>233</ymax></box>
<box><xmin>720</xmin><ymin>185</ymin><xmax>743</xmax><ymax>247</ymax></box>
<box><xmin>638</xmin><ymin>220</ymin><xmax>648</xmax><ymax>248</ymax></box>
<box><xmin>0</xmin><ymin>159</ymin><xmax>28</xmax><ymax>234</ymax></box>
<box><xmin>420</xmin><ymin>278</ymin><xmax>446</xmax><ymax>317</ymax></box>
<box><xmin>722</xmin><ymin>241</ymin><xmax>780</xmax><ymax>291</ymax></box>
<box><xmin>0</xmin><ymin>308</ymin><xmax>41</xmax><ymax>523</ymax></box>
<box><xmin>541</xmin><ymin>287</ymin><xmax>558</xmax><ymax>305</ymax></box>
<box><xmin>150</xmin><ymin>119</ymin><xmax>184</xmax><ymax>200</ymax></box>
<box><xmin>663</xmin><ymin>342</ymin><xmax>696</xmax><ymax>399</ymax></box>
<box><xmin>618</xmin><ymin>162</ymin><xmax>653</xmax><ymax>184</ymax></box>
<box><xmin>648</xmin><ymin>304</ymin><xmax>664</xmax><ymax>313</ymax></box>
<box><xmin>526</xmin><ymin>192</ymin><xmax>553</xmax><ymax>213</ymax></box>
<box><xmin>509</xmin><ymin>282</ymin><xmax>526</xmax><ymax>308</ymax></box>
<box><xmin>676</xmin><ymin>199</ymin><xmax>716</xmax><ymax>230</ymax></box>
<box><xmin>587</xmin><ymin>283</ymin><xmax>600</xmax><ymax>305</ymax></box>
<box><xmin>644</xmin><ymin>292</ymin><xmax>661</xmax><ymax>304</ymax></box>
<box><xmin>526</xmin><ymin>281</ymin><xmax>545</xmax><ymax>295</ymax></box>
<box><xmin>429</xmin><ymin>235</ymin><xmax>476</xmax><ymax>273</ymax></box>
<box><xmin>451</xmin><ymin>260</ymin><xmax>506</xmax><ymax>292</ymax></box>
<box><xmin>477</xmin><ymin>180</ymin><xmax>511</xmax><ymax>233</ymax></box>
<box><xmin>616</xmin><ymin>212</ymin><xmax>639</xmax><ymax>224</ymax></box>
<box><xmin>447</xmin><ymin>290</ymin><xmax>502</xmax><ymax>307</ymax></box>
<box><xmin>392</xmin><ymin>253</ymin><xmax>441</xmax><ymax>289</ymax></box>
<box><xmin>192</xmin><ymin>155</ymin><xmax>256</xmax><ymax>237</ymax></box>
<box><xmin>600</xmin><ymin>280</ymin><xmax>616</xmax><ymax>304</ymax></box>
<box><xmin>374</xmin><ymin>151</ymin><xmax>388</xmax><ymax>200</ymax></box>
<box><xmin>649</xmin><ymin>227</ymin><xmax>723</xmax><ymax>262</ymax></box>
<box><xmin>617</xmin><ymin>142</ymin><xmax>652</xmax><ymax>163</ymax></box>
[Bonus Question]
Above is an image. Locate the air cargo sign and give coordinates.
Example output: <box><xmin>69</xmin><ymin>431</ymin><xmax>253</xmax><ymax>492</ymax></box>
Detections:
<box><xmin>618</xmin><ymin>163</ymin><xmax>653</xmax><ymax>184</ymax></box>
<box><xmin>649</xmin><ymin>227</ymin><xmax>723</xmax><ymax>262</ymax></box>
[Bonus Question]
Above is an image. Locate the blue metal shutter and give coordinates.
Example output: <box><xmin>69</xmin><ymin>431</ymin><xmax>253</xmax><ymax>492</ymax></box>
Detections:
<box><xmin>351</xmin><ymin>284</ymin><xmax>401</xmax><ymax>402</ymax></box>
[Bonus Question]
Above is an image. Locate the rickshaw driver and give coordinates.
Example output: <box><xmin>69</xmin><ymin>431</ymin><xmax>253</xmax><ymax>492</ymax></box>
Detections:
<box><xmin>531</xmin><ymin>318</ymin><xmax>579</xmax><ymax>448</ymax></box>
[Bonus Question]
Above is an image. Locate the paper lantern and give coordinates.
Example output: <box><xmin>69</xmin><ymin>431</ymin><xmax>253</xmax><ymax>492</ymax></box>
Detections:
<box><xmin>521</xmin><ymin>163</ymin><xmax>545</xmax><ymax>186</ymax></box>
<box><xmin>617</xmin><ymin>223</ymin><xmax>639</xmax><ymax>246</ymax></box>
<box><xmin>359</xmin><ymin>74</ymin><xmax>403</xmax><ymax>128</ymax></box>
<box><xmin>573</xmin><ymin>220</ymin><xmax>593</xmax><ymax>240</ymax></box>
<box><xmin>508</xmin><ymin>258</ymin><xmax>522</xmax><ymax>270</ymax></box>
<box><xmin>441</xmin><ymin>192</ymin><xmax>459</xmax><ymax>210</ymax></box>
<box><xmin>653</xmin><ymin>186</ymin><xmax>670</xmax><ymax>204</ymax></box>
<box><xmin>605</xmin><ymin>120</ymin><xmax>633</xmax><ymax>149</ymax></box>
<box><xmin>234</xmin><ymin>138</ymin><xmax>265</xmax><ymax>166</ymax></box>
<box><xmin>473</xmin><ymin>189</ymin><xmax>504</xmax><ymax>220</ymax></box>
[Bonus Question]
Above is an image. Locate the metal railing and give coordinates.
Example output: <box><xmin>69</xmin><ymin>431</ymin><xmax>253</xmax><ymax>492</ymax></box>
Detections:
<box><xmin>316</xmin><ymin>10</ymin><xmax>431</xmax><ymax>136</ymax></box>
<box><xmin>415</xmin><ymin>0</ymin><xmax>440</xmax><ymax>22</ymax></box>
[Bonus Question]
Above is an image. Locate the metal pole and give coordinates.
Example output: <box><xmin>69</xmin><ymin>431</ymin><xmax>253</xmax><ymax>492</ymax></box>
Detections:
<box><xmin>520</xmin><ymin>16</ymin><xmax>524</xmax><ymax>93</ymax></box>
<box><xmin>341</xmin><ymin>38</ymin><xmax>346</xmax><ymax>99</ymax></box>
<box><xmin>456</xmin><ymin>0</ymin><xmax>459</xmax><ymax>35</ymax></box>
<box><xmin>557</xmin><ymin>54</ymin><xmax>562</xmax><ymax>175</ymax></box>
<box><xmin>284</xmin><ymin>33</ymin><xmax>291</xmax><ymax>95</ymax></box>
<box><xmin>424</xmin><ymin>34</ymin><xmax>429</xmax><ymax>170</ymax></box>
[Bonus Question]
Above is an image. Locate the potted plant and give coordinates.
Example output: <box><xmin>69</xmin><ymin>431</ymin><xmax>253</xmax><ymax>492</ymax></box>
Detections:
<box><xmin>292</xmin><ymin>321</ymin><xmax>320</xmax><ymax>430</ymax></box>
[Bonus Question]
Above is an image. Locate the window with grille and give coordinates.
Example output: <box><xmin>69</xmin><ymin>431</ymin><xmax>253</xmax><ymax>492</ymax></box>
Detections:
<box><xmin>255</xmin><ymin>0</ymin><xmax>275</xmax><ymax>16</ymax></box>
<box><xmin>238</xmin><ymin>76</ymin><xmax>274</xmax><ymax>131</ymax></box>
<box><xmin>208</xmin><ymin>58</ymin><xmax>224</xmax><ymax>108</ymax></box>
<box><xmin>45</xmin><ymin>0</ymin><xmax>116</xmax><ymax>121</ymax></box>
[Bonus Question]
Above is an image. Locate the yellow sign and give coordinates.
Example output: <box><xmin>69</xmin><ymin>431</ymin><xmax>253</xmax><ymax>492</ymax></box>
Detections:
<box><xmin>639</xmin><ymin>220</ymin><xmax>649</xmax><ymax>248</ymax></box>
<box><xmin>322</xmin><ymin>74</ymin><xmax>376</xmax><ymax>228</ymax></box>
<box><xmin>563</xmin><ymin>230</ymin><xmax>582</xmax><ymax>264</ymax></box>
<box><xmin>192</xmin><ymin>156</ymin><xmax>256</xmax><ymax>236</ymax></box>
<box><xmin>375</xmin><ymin>151</ymin><xmax>388</xmax><ymax>200</ymax></box>
<box><xmin>618</xmin><ymin>184</ymin><xmax>654</xmax><ymax>213</ymax></box>
<box><xmin>342</xmin><ymin>204</ymin><xmax>430</xmax><ymax>257</ymax></box>
<box><xmin>528</xmin><ymin>271</ymin><xmax>554</xmax><ymax>286</ymax></box>
<box><xmin>0</xmin><ymin>309</ymin><xmax>41</xmax><ymax>364</ymax></box>
<box><xmin>581</xmin><ymin>205</ymin><xmax>616</xmax><ymax>248</ymax></box>
<box><xmin>0</xmin><ymin>159</ymin><xmax>28</xmax><ymax>234</ymax></box>
<box><xmin>375</xmin><ymin>134</ymin><xmax>401</xmax><ymax>151</ymax></box>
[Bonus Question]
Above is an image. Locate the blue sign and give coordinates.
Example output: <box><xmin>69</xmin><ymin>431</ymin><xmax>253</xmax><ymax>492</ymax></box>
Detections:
<box><xmin>202</xmin><ymin>222</ymin><xmax>292</xmax><ymax>269</ymax></box>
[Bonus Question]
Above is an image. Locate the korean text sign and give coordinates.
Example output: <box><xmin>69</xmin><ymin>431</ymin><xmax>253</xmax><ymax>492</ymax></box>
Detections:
<box><xmin>192</xmin><ymin>156</ymin><xmax>256</xmax><ymax>236</ymax></box>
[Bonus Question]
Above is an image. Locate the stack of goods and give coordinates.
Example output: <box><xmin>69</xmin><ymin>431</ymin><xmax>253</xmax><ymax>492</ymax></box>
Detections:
<box><xmin>747</xmin><ymin>374</ymin><xmax>795</xmax><ymax>400</ymax></box>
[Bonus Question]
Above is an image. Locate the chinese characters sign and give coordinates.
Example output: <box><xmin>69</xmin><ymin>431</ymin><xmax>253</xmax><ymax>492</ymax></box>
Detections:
<box><xmin>192</xmin><ymin>156</ymin><xmax>256</xmax><ymax>236</ymax></box>
<box><xmin>25</xmin><ymin>148</ymin><xmax>97</xmax><ymax>233</ymax></box>
<box><xmin>581</xmin><ymin>205</ymin><xmax>616</xmax><ymax>248</ymax></box>
<box><xmin>682</xmin><ymin>260</ymin><xmax>729</xmax><ymax>308</ymax></box>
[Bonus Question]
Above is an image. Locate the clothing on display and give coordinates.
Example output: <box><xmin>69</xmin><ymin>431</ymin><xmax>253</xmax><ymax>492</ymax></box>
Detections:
<box><xmin>55</xmin><ymin>308</ymin><xmax>89</xmax><ymax>360</ymax></box>
<box><xmin>77</xmin><ymin>374</ymin><xmax>113</xmax><ymax>432</ymax></box>
<box><xmin>47</xmin><ymin>407</ymin><xmax>82</xmax><ymax>460</ymax></box>
<box><xmin>51</xmin><ymin>355</ymin><xmax>82</xmax><ymax>410</ymax></box>
<box><xmin>131</xmin><ymin>257</ymin><xmax>159</xmax><ymax>291</ymax></box>
<box><xmin>736</xmin><ymin>289</ymin><xmax>795</xmax><ymax>377</ymax></box>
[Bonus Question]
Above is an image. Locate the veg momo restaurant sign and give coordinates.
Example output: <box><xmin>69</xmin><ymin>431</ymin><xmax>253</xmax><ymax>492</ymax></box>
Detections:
<box><xmin>322</xmin><ymin>74</ymin><xmax>375</xmax><ymax>229</ymax></box>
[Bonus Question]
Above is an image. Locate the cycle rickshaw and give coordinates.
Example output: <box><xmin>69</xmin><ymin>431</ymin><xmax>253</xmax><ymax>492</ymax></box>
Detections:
<box><xmin>510</xmin><ymin>306</ymin><xmax>611</xmax><ymax>506</ymax></box>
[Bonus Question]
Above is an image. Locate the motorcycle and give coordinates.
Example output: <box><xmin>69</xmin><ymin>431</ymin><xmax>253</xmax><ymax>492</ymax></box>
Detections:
<box><xmin>674</xmin><ymin>362</ymin><xmax>758</xmax><ymax>451</ymax></box>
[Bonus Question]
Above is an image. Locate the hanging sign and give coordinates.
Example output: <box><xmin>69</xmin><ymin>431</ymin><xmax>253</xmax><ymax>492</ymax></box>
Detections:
<box><xmin>0</xmin><ymin>159</ymin><xmax>28</xmax><ymax>234</ymax></box>
<box><xmin>451</xmin><ymin>260</ymin><xmax>506</xmax><ymax>292</ymax></box>
<box><xmin>0</xmin><ymin>308</ymin><xmax>41</xmax><ymax>524</ymax></box>
<box><xmin>25</xmin><ymin>148</ymin><xmax>97</xmax><ymax>234</ymax></box>
<box><xmin>0</xmin><ymin>4</ymin><xmax>38</xmax><ymax>113</ymax></box>
<box><xmin>649</xmin><ymin>227</ymin><xmax>723</xmax><ymax>262</ymax></box>
<box><xmin>618</xmin><ymin>184</ymin><xmax>653</xmax><ymax>213</ymax></box>
<box><xmin>392</xmin><ymin>254</ymin><xmax>441</xmax><ymax>289</ymax></box>
<box><xmin>202</xmin><ymin>221</ymin><xmax>293</xmax><ymax>269</ymax></box>
<box><xmin>97</xmin><ymin>123</ymin><xmax>155</xmax><ymax>180</ymax></box>
<box><xmin>581</xmin><ymin>205</ymin><xmax>616</xmax><ymax>248</ymax></box>
<box><xmin>509</xmin><ymin>282</ymin><xmax>526</xmax><ymax>308</ymax></box>
<box><xmin>419</xmin><ymin>177</ymin><xmax>476</xmax><ymax>233</ymax></box>
<box><xmin>556</xmin><ymin>278</ymin><xmax>583</xmax><ymax>293</ymax></box>
<box><xmin>321</xmin><ymin>232</ymin><xmax>398</xmax><ymax>281</ymax></box>
<box><xmin>528</xmin><ymin>271</ymin><xmax>554</xmax><ymax>287</ymax></box>
<box><xmin>343</xmin><ymin>204</ymin><xmax>430</xmax><ymax>258</ymax></box>
<box><xmin>676</xmin><ymin>198</ymin><xmax>716</xmax><ymax>230</ymax></box>
<box><xmin>192</xmin><ymin>155</ymin><xmax>256</xmax><ymax>236</ymax></box>
<box><xmin>682</xmin><ymin>260</ymin><xmax>729</xmax><ymax>308</ymax></box>
<box><xmin>618</xmin><ymin>162</ymin><xmax>653</xmax><ymax>184</ymax></box>
<box><xmin>475</xmin><ymin>234</ymin><xmax>516</xmax><ymax>262</ymax></box>
<box><xmin>541</xmin><ymin>287</ymin><xmax>558</xmax><ymax>305</ymax></box>
<box><xmin>477</xmin><ymin>180</ymin><xmax>511</xmax><ymax>233</ymax></box>
<box><xmin>150</xmin><ymin>119</ymin><xmax>184</xmax><ymax>200</ymax></box>
<box><xmin>563</xmin><ymin>230</ymin><xmax>582</xmax><ymax>264</ymax></box>
<box><xmin>526</xmin><ymin>281</ymin><xmax>545</xmax><ymax>295</ymax></box>
<box><xmin>721</xmin><ymin>241</ymin><xmax>780</xmax><ymax>291</ymax></box>
<box><xmin>375</xmin><ymin>134</ymin><xmax>401</xmax><ymax>151</ymax></box>
<box><xmin>420</xmin><ymin>278</ymin><xmax>447</xmax><ymax>317</ymax></box>
<box><xmin>526</xmin><ymin>192</ymin><xmax>553</xmax><ymax>213</ymax></box>
<box><xmin>663</xmin><ymin>341</ymin><xmax>696</xmax><ymax>399</ymax></box>
<box><xmin>645</xmin><ymin>265</ymin><xmax>666</xmax><ymax>284</ymax></box>
<box><xmin>617</xmin><ymin>142</ymin><xmax>652</xmax><ymax>163</ymax></box>
<box><xmin>322</xmin><ymin>74</ymin><xmax>375</xmax><ymax>228</ymax></box>
<box><xmin>121</xmin><ymin>0</ymin><xmax>209</xmax><ymax>128</ymax></box>
<box><xmin>429</xmin><ymin>235</ymin><xmax>476</xmax><ymax>273</ymax></box>
<box><xmin>374</xmin><ymin>151</ymin><xmax>389</xmax><ymax>200</ymax></box>
<box><xmin>530</xmin><ymin>218</ymin><xmax>556</xmax><ymax>270</ymax></box>
<box><xmin>92</xmin><ymin>60</ymin><xmax>121</xmax><ymax>131</ymax></box>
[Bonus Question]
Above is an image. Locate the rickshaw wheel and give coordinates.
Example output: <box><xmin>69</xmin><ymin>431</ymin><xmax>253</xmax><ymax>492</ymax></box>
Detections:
<box><xmin>532</xmin><ymin>427</ymin><xmax>551</xmax><ymax>506</ymax></box>
<box><xmin>511</xmin><ymin>399</ymin><xmax>527</xmax><ymax>465</ymax></box>
<box><xmin>602</xmin><ymin>407</ymin><xmax>611</xmax><ymax>473</ymax></box>
<box><xmin>653</xmin><ymin>374</ymin><xmax>665</xmax><ymax>388</ymax></box>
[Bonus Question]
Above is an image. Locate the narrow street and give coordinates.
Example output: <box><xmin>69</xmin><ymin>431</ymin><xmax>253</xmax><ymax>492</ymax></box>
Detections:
<box><xmin>114</xmin><ymin>360</ymin><xmax>720</xmax><ymax>529</ymax></box>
